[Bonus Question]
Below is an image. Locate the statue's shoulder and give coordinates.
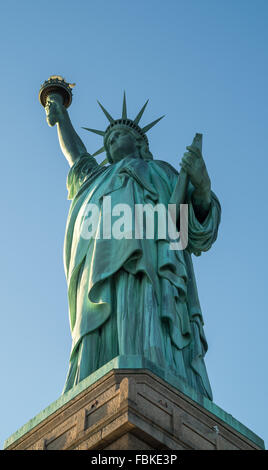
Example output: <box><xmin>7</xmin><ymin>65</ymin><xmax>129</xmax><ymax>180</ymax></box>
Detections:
<box><xmin>67</xmin><ymin>153</ymin><xmax>105</xmax><ymax>200</ymax></box>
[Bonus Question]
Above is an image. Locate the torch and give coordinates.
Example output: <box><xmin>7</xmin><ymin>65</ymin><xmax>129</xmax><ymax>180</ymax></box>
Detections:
<box><xmin>39</xmin><ymin>75</ymin><xmax>75</xmax><ymax>109</ymax></box>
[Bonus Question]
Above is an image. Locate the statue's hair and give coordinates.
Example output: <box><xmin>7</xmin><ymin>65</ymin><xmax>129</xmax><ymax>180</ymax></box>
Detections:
<box><xmin>105</xmin><ymin>126</ymin><xmax>153</xmax><ymax>163</ymax></box>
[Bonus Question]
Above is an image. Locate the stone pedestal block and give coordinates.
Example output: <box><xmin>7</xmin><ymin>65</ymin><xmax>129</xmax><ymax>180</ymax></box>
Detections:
<box><xmin>4</xmin><ymin>358</ymin><xmax>264</xmax><ymax>450</ymax></box>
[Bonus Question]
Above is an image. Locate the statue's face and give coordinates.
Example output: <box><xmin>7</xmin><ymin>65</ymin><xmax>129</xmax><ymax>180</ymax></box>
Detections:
<box><xmin>107</xmin><ymin>128</ymin><xmax>138</xmax><ymax>162</ymax></box>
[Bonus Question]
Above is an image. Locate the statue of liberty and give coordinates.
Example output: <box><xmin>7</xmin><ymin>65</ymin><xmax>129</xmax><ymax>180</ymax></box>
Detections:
<box><xmin>39</xmin><ymin>77</ymin><xmax>221</xmax><ymax>400</ymax></box>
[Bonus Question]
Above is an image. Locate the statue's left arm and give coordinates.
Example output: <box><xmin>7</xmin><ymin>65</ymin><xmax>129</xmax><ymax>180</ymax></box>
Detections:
<box><xmin>179</xmin><ymin>145</ymin><xmax>221</xmax><ymax>255</ymax></box>
<box><xmin>180</xmin><ymin>144</ymin><xmax>212</xmax><ymax>223</ymax></box>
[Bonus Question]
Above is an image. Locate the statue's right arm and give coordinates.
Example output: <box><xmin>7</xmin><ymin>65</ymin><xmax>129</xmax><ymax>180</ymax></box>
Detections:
<box><xmin>45</xmin><ymin>93</ymin><xmax>93</xmax><ymax>167</ymax></box>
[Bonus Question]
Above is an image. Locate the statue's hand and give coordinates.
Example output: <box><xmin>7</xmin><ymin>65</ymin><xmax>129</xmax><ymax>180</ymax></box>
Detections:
<box><xmin>180</xmin><ymin>145</ymin><xmax>211</xmax><ymax>197</ymax></box>
<box><xmin>45</xmin><ymin>92</ymin><xmax>65</xmax><ymax>127</ymax></box>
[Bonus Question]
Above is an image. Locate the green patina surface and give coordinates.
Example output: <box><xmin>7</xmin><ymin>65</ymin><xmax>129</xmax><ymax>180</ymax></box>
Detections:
<box><xmin>14</xmin><ymin>83</ymin><xmax>261</xmax><ymax>452</ymax></box>
<box><xmin>4</xmin><ymin>356</ymin><xmax>265</xmax><ymax>450</ymax></box>
<box><xmin>41</xmin><ymin>84</ymin><xmax>221</xmax><ymax>401</ymax></box>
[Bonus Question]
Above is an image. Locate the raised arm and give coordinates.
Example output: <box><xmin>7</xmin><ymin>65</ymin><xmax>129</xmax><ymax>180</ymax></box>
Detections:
<box><xmin>45</xmin><ymin>93</ymin><xmax>88</xmax><ymax>167</ymax></box>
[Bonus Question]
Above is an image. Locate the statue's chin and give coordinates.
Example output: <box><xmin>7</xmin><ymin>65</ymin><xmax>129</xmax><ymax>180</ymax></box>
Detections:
<box><xmin>110</xmin><ymin>154</ymin><xmax>123</xmax><ymax>163</ymax></box>
<box><xmin>111</xmin><ymin>149</ymin><xmax>135</xmax><ymax>162</ymax></box>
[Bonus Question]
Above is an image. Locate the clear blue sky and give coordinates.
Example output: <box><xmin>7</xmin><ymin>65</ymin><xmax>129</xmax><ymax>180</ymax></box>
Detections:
<box><xmin>1</xmin><ymin>0</ymin><xmax>267</xmax><ymax>449</ymax></box>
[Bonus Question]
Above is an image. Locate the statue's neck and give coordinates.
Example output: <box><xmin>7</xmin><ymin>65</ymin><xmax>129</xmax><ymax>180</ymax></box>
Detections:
<box><xmin>112</xmin><ymin>150</ymin><xmax>140</xmax><ymax>162</ymax></box>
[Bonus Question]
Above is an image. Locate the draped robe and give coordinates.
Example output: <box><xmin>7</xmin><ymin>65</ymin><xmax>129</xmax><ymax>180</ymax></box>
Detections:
<box><xmin>62</xmin><ymin>153</ymin><xmax>221</xmax><ymax>400</ymax></box>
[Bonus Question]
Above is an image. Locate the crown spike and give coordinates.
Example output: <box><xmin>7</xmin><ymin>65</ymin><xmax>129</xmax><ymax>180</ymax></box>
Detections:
<box><xmin>142</xmin><ymin>115</ymin><xmax>165</xmax><ymax>134</ymax></box>
<box><xmin>100</xmin><ymin>157</ymin><xmax>109</xmax><ymax>166</ymax></box>
<box><xmin>134</xmin><ymin>99</ymin><xmax>149</xmax><ymax>124</ymax></box>
<box><xmin>82</xmin><ymin>127</ymin><xmax>105</xmax><ymax>136</ymax></box>
<box><xmin>97</xmin><ymin>100</ymin><xmax>114</xmax><ymax>123</ymax></box>
<box><xmin>122</xmin><ymin>91</ymin><xmax>127</xmax><ymax>120</ymax></box>
<box><xmin>92</xmin><ymin>146</ymin><xmax>106</xmax><ymax>157</ymax></box>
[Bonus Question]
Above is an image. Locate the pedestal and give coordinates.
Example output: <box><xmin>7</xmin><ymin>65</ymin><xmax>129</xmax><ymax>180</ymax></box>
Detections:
<box><xmin>4</xmin><ymin>356</ymin><xmax>264</xmax><ymax>450</ymax></box>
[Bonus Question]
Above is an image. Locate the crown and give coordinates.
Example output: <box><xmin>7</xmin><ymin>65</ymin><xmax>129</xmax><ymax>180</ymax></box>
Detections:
<box><xmin>83</xmin><ymin>92</ymin><xmax>164</xmax><ymax>164</ymax></box>
<box><xmin>39</xmin><ymin>75</ymin><xmax>75</xmax><ymax>108</ymax></box>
